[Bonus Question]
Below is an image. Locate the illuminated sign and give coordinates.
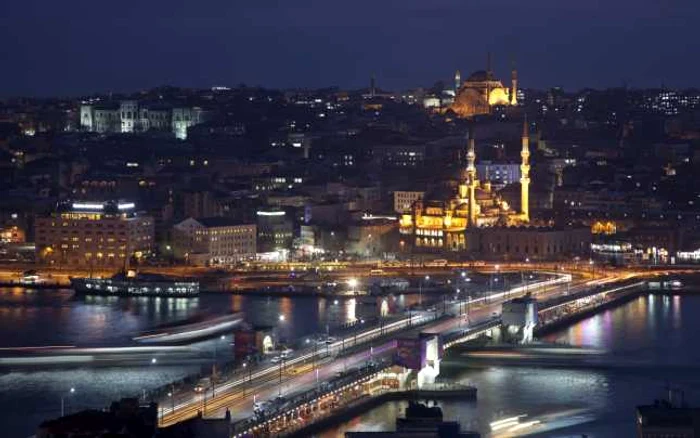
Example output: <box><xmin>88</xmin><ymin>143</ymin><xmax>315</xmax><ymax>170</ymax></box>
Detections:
<box><xmin>362</xmin><ymin>214</ymin><xmax>397</xmax><ymax>221</ymax></box>
<box><xmin>72</xmin><ymin>203</ymin><xmax>104</xmax><ymax>210</ymax></box>
<box><xmin>256</xmin><ymin>211</ymin><xmax>285</xmax><ymax>216</ymax></box>
<box><xmin>118</xmin><ymin>203</ymin><xmax>135</xmax><ymax>210</ymax></box>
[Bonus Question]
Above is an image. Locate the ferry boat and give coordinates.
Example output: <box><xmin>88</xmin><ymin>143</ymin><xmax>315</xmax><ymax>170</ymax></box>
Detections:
<box><xmin>133</xmin><ymin>312</ymin><xmax>243</xmax><ymax>343</ymax></box>
<box><xmin>70</xmin><ymin>270</ymin><xmax>199</xmax><ymax>297</ymax></box>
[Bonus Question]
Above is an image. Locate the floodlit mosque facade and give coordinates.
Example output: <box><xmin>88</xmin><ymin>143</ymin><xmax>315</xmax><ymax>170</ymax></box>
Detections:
<box><xmin>399</xmin><ymin>119</ymin><xmax>531</xmax><ymax>251</ymax></box>
<box><xmin>450</xmin><ymin>58</ymin><xmax>518</xmax><ymax>118</ymax></box>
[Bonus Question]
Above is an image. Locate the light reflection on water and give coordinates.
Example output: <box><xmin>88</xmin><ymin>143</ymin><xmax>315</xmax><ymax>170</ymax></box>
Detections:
<box><xmin>0</xmin><ymin>287</ymin><xmax>421</xmax><ymax>438</ymax></box>
<box><xmin>319</xmin><ymin>294</ymin><xmax>700</xmax><ymax>438</ymax></box>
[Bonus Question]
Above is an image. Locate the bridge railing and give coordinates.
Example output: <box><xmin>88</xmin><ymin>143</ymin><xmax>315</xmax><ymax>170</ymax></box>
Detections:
<box><xmin>442</xmin><ymin>319</ymin><xmax>501</xmax><ymax>349</ymax></box>
<box><xmin>230</xmin><ymin>362</ymin><xmax>389</xmax><ymax>437</ymax></box>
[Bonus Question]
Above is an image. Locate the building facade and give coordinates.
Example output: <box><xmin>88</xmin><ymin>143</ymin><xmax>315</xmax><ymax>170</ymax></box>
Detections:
<box><xmin>393</xmin><ymin>191</ymin><xmax>425</xmax><ymax>214</ymax></box>
<box><xmin>256</xmin><ymin>210</ymin><xmax>294</xmax><ymax>254</ymax></box>
<box><xmin>172</xmin><ymin>217</ymin><xmax>256</xmax><ymax>266</ymax></box>
<box><xmin>475</xmin><ymin>161</ymin><xmax>521</xmax><ymax>187</ymax></box>
<box><xmin>80</xmin><ymin>101</ymin><xmax>210</xmax><ymax>139</ymax></box>
<box><xmin>35</xmin><ymin>201</ymin><xmax>154</xmax><ymax>267</ymax></box>
<box><xmin>468</xmin><ymin>226</ymin><xmax>592</xmax><ymax>260</ymax></box>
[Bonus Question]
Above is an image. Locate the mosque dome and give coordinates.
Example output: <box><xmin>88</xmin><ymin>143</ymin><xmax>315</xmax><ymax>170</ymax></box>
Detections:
<box><xmin>466</xmin><ymin>70</ymin><xmax>495</xmax><ymax>82</ymax></box>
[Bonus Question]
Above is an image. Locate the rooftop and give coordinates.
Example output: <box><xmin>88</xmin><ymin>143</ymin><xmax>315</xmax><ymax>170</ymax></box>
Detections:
<box><xmin>197</xmin><ymin>217</ymin><xmax>254</xmax><ymax>228</ymax></box>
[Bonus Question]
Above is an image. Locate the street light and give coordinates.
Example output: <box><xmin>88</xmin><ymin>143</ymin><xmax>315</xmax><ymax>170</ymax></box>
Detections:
<box><xmin>209</xmin><ymin>335</ymin><xmax>228</xmax><ymax>397</ymax></box>
<box><xmin>419</xmin><ymin>275</ymin><xmax>430</xmax><ymax>307</ymax></box>
<box><xmin>279</xmin><ymin>314</ymin><xmax>285</xmax><ymax>321</ymax></box>
<box><xmin>278</xmin><ymin>357</ymin><xmax>286</xmax><ymax>397</ymax></box>
<box><xmin>242</xmin><ymin>362</ymin><xmax>252</xmax><ymax>396</ymax></box>
<box><xmin>168</xmin><ymin>389</ymin><xmax>174</xmax><ymax>413</ymax></box>
<box><xmin>151</xmin><ymin>358</ymin><xmax>157</xmax><ymax>364</ymax></box>
<box><xmin>61</xmin><ymin>387</ymin><xmax>75</xmax><ymax>417</ymax></box>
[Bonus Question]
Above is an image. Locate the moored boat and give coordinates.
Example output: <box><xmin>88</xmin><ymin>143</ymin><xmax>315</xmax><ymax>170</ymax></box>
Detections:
<box><xmin>70</xmin><ymin>271</ymin><xmax>199</xmax><ymax>297</ymax></box>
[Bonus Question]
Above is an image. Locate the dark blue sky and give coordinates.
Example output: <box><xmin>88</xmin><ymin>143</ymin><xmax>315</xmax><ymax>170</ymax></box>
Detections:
<box><xmin>1</xmin><ymin>0</ymin><xmax>698</xmax><ymax>97</ymax></box>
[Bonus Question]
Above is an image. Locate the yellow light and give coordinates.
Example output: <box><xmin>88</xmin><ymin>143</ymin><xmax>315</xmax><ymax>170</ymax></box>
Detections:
<box><xmin>488</xmin><ymin>87</ymin><xmax>510</xmax><ymax>106</ymax></box>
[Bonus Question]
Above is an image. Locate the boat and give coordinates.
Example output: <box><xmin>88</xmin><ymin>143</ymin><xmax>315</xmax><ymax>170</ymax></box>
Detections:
<box><xmin>133</xmin><ymin>312</ymin><xmax>243</xmax><ymax>343</ymax></box>
<box><xmin>19</xmin><ymin>270</ymin><xmax>45</xmax><ymax>285</ymax></box>
<box><xmin>70</xmin><ymin>270</ymin><xmax>199</xmax><ymax>297</ymax></box>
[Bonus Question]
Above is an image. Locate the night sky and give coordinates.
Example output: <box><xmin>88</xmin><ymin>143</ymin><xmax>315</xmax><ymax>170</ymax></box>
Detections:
<box><xmin>2</xmin><ymin>0</ymin><xmax>698</xmax><ymax>97</ymax></box>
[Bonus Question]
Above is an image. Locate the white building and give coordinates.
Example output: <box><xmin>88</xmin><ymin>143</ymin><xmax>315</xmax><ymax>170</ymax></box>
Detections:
<box><xmin>80</xmin><ymin>101</ymin><xmax>210</xmax><ymax>139</ymax></box>
<box><xmin>172</xmin><ymin>107</ymin><xmax>209</xmax><ymax>140</ymax></box>
<box><xmin>172</xmin><ymin>217</ymin><xmax>256</xmax><ymax>266</ymax></box>
<box><xmin>35</xmin><ymin>201</ymin><xmax>154</xmax><ymax>267</ymax></box>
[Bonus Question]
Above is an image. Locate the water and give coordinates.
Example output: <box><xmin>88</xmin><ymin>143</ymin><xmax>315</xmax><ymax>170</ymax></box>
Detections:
<box><xmin>0</xmin><ymin>272</ymin><xmax>596</xmax><ymax>437</ymax></box>
<box><xmin>0</xmin><ymin>287</ymin><xmax>403</xmax><ymax>438</ymax></box>
<box><xmin>321</xmin><ymin>293</ymin><xmax>700</xmax><ymax>437</ymax></box>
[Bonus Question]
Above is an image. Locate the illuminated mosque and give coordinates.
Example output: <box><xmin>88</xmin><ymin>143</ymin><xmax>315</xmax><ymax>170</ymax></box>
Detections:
<box><xmin>450</xmin><ymin>55</ymin><xmax>518</xmax><ymax>118</ymax></box>
<box><xmin>399</xmin><ymin>119</ymin><xmax>531</xmax><ymax>251</ymax></box>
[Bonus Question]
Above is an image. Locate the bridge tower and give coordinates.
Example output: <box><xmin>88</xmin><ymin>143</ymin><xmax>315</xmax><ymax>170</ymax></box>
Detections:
<box><xmin>416</xmin><ymin>333</ymin><xmax>441</xmax><ymax>388</ymax></box>
<box><xmin>501</xmin><ymin>296</ymin><xmax>538</xmax><ymax>344</ymax></box>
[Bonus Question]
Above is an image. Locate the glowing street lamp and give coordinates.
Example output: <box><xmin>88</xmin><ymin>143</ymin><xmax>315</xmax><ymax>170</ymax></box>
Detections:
<box><xmin>61</xmin><ymin>387</ymin><xmax>75</xmax><ymax>417</ymax></box>
<box><xmin>419</xmin><ymin>275</ymin><xmax>430</xmax><ymax>307</ymax></box>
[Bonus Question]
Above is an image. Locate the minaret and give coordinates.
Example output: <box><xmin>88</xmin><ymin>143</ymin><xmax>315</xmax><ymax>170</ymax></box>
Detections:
<box><xmin>520</xmin><ymin>116</ymin><xmax>531</xmax><ymax>222</ymax></box>
<box><xmin>370</xmin><ymin>74</ymin><xmax>376</xmax><ymax>98</ymax></box>
<box><xmin>467</xmin><ymin>125</ymin><xmax>479</xmax><ymax>226</ymax></box>
<box><xmin>486</xmin><ymin>52</ymin><xmax>493</xmax><ymax>114</ymax></box>
<box><xmin>458</xmin><ymin>129</ymin><xmax>469</xmax><ymax>199</ymax></box>
<box><xmin>454</xmin><ymin>70</ymin><xmax>461</xmax><ymax>95</ymax></box>
<box><xmin>510</xmin><ymin>63</ymin><xmax>518</xmax><ymax>106</ymax></box>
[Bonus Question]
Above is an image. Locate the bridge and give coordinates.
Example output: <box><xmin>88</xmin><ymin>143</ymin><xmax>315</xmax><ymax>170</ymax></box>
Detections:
<box><xmin>222</xmin><ymin>276</ymin><xmax>649</xmax><ymax>437</ymax></box>
<box><xmin>155</xmin><ymin>268</ymin><xmax>650</xmax><ymax>435</ymax></box>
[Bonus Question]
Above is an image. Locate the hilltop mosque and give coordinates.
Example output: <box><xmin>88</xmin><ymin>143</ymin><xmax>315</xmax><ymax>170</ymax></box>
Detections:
<box><xmin>450</xmin><ymin>56</ymin><xmax>518</xmax><ymax>118</ymax></box>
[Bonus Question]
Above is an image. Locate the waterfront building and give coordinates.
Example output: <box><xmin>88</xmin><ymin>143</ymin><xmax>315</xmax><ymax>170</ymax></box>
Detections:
<box><xmin>256</xmin><ymin>209</ymin><xmax>294</xmax><ymax>254</ymax></box>
<box><xmin>35</xmin><ymin>201</ymin><xmax>154</xmax><ymax>267</ymax></box>
<box><xmin>468</xmin><ymin>226</ymin><xmax>592</xmax><ymax>260</ymax></box>
<box><xmin>347</xmin><ymin>216</ymin><xmax>397</xmax><ymax>256</ymax></box>
<box><xmin>399</xmin><ymin>120</ymin><xmax>531</xmax><ymax>251</ymax></box>
<box><xmin>171</xmin><ymin>217</ymin><xmax>256</xmax><ymax>266</ymax></box>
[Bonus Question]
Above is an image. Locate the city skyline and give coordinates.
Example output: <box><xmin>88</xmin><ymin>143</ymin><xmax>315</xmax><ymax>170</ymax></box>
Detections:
<box><xmin>2</xmin><ymin>0</ymin><xmax>699</xmax><ymax>97</ymax></box>
<box><xmin>4</xmin><ymin>2</ymin><xmax>700</xmax><ymax>436</ymax></box>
